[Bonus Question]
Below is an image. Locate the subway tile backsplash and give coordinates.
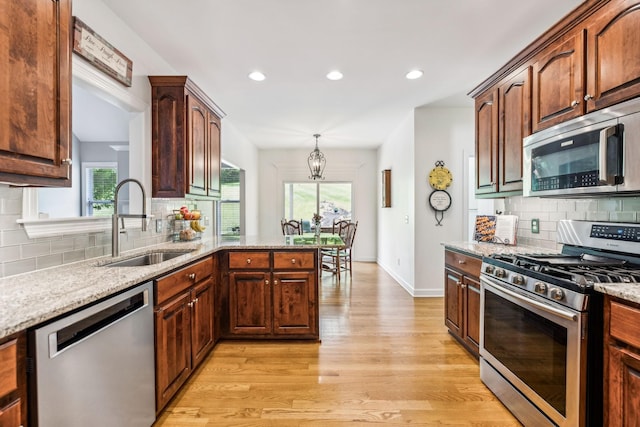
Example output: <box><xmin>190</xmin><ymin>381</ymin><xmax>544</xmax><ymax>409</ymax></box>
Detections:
<box><xmin>504</xmin><ymin>195</ymin><xmax>640</xmax><ymax>250</ymax></box>
<box><xmin>0</xmin><ymin>185</ymin><xmax>214</xmax><ymax>278</ymax></box>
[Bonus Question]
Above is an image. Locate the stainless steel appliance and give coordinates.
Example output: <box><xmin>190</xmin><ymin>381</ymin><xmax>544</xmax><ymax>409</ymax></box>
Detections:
<box><xmin>524</xmin><ymin>97</ymin><xmax>640</xmax><ymax>197</ymax></box>
<box><xmin>30</xmin><ymin>282</ymin><xmax>155</xmax><ymax>427</ymax></box>
<box><xmin>480</xmin><ymin>220</ymin><xmax>640</xmax><ymax>427</ymax></box>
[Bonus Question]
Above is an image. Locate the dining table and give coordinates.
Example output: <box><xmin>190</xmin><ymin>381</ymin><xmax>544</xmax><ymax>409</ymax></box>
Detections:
<box><xmin>285</xmin><ymin>233</ymin><xmax>346</xmax><ymax>280</ymax></box>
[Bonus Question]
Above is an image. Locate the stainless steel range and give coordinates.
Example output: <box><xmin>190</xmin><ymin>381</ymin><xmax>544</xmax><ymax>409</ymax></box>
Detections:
<box><xmin>480</xmin><ymin>220</ymin><xmax>640</xmax><ymax>427</ymax></box>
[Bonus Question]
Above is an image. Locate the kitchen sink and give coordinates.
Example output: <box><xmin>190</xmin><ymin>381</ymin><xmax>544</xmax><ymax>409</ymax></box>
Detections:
<box><xmin>105</xmin><ymin>251</ymin><xmax>192</xmax><ymax>267</ymax></box>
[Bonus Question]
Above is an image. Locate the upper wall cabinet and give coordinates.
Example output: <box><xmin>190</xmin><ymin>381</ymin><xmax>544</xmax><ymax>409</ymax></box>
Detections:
<box><xmin>585</xmin><ymin>0</ymin><xmax>640</xmax><ymax>111</ymax></box>
<box><xmin>475</xmin><ymin>90</ymin><xmax>498</xmax><ymax>196</ymax></box>
<box><xmin>0</xmin><ymin>0</ymin><xmax>72</xmax><ymax>186</ymax></box>
<box><xmin>149</xmin><ymin>76</ymin><xmax>224</xmax><ymax>199</ymax></box>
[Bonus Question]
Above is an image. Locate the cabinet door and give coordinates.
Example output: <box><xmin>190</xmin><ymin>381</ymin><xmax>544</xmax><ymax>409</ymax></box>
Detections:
<box><xmin>463</xmin><ymin>276</ymin><xmax>481</xmax><ymax>356</ymax></box>
<box><xmin>272</xmin><ymin>271</ymin><xmax>317</xmax><ymax>337</ymax></box>
<box><xmin>444</xmin><ymin>268</ymin><xmax>463</xmax><ymax>338</ymax></box>
<box><xmin>498</xmin><ymin>68</ymin><xmax>531</xmax><ymax>194</ymax></box>
<box><xmin>0</xmin><ymin>0</ymin><xmax>71</xmax><ymax>186</ymax></box>
<box><xmin>475</xmin><ymin>90</ymin><xmax>498</xmax><ymax>195</ymax></box>
<box><xmin>532</xmin><ymin>29</ymin><xmax>585</xmax><ymax>132</ymax></box>
<box><xmin>585</xmin><ymin>0</ymin><xmax>640</xmax><ymax>112</ymax></box>
<box><xmin>186</xmin><ymin>93</ymin><xmax>208</xmax><ymax>196</ymax></box>
<box><xmin>229</xmin><ymin>271</ymin><xmax>272</xmax><ymax>335</ymax></box>
<box><xmin>190</xmin><ymin>279</ymin><xmax>215</xmax><ymax>369</ymax></box>
<box><xmin>155</xmin><ymin>291</ymin><xmax>192</xmax><ymax>412</ymax></box>
<box><xmin>607</xmin><ymin>344</ymin><xmax>640</xmax><ymax>427</ymax></box>
<box><xmin>0</xmin><ymin>400</ymin><xmax>21</xmax><ymax>427</ymax></box>
<box><xmin>207</xmin><ymin>113</ymin><xmax>221</xmax><ymax>198</ymax></box>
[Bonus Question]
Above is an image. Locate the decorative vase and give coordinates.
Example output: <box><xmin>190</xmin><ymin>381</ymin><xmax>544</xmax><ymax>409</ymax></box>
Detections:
<box><xmin>314</xmin><ymin>221</ymin><xmax>321</xmax><ymax>237</ymax></box>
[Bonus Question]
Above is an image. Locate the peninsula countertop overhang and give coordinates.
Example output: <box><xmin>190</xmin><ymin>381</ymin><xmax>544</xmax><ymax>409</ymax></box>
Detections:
<box><xmin>0</xmin><ymin>235</ymin><xmax>342</xmax><ymax>340</ymax></box>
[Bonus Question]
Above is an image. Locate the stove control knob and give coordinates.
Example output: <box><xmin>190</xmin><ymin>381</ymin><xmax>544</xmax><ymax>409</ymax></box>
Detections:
<box><xmin>484</xmin><ymin>265</ymin><xmax>495</xmax><ymax>274</ymax></box>
<box><xmin>495</xmin><ymin>268</ymin><xmax>506</xmax><ymax>278</ymax></box>
<box><xmin>512</xmin><ymin>275</ymin><xmax>525</xmax><ymax>285</ymax></box>
<box><xmin>550</xmin><ymin>288</ymin><xmax>564</xmax><ymax>301</ymax></box>
<box><xmin>534</xmin><ymin>282</ymin><xmax>547</xmax><ymax>294</ymax></box>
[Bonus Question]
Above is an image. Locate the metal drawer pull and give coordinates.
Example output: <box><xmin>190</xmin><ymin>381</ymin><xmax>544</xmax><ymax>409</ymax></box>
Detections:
<box><xmin>274</xmin><ymin>280</ymin><xmax>278</xmax><ymax>285</ymax></box>
<box><xmin>246</xmin><ymin>258</ymin><xmax>251</xmax><ymax>264</ymax></box>
<box><xmin>571</xmin><ymin>100</ymin><xmax>579</xmax><ymax>107</ymax></box>
<box><xmin>188</xmin><ymin>273</ymin><xmax>196</xmax><ymax>280</ymax></box>
<box><xmin>291</xmin><ymin>258</ymin><xmax>296</xmax><ymax>264</ymax></box>
<box><xmin>265</xmin><ymin>280</ymin><xmax>270</xmax><ymax>285</ymax></box>
<box><xmin>458</xmin><ymin>260</ymin><xmax>466</xmax><ymax>264</ymax></box>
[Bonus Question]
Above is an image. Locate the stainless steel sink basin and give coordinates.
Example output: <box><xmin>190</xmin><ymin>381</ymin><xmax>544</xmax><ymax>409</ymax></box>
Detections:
<box><xmin>106</xmin><ymin>251</ymin><xmax>191</xmax><ymax>267</ymax></box>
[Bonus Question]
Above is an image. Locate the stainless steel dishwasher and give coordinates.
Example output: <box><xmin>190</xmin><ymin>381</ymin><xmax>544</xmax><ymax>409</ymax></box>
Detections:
<box><xmin>30</xmin><ymin>281</ymin><xmax>155</xmax><ymax>427</ymax></box>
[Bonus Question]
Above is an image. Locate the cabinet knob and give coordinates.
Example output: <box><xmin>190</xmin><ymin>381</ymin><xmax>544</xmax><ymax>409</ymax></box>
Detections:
<box><xmin>246</xmin><ymin>258</ymin><xmax>252</xmax><ymax>264</ymax></box>
<box><xmin>265</xmin><ymin>280</ymin><xmax>270</xmax><ymax>285</ymax></box>
<box><xmin>291</xmin><ymin>258</ymin><xmax>296</xmax><ymax>264</ymax></box>
<box><xmin>461</xmin><ymin>284</ymin><xmax>467</xmax><ymax>289</ymax></box>
<box><xmin>584</xmin><ymin>94</ymin><xmax>593</xmax><ymax>101</ymax></box>
<box><xmin>193</xmin><ymin>297</ymin><xmax>199</xmax><ymax>304</ymax></box>
<box><xmin>571</xmin><ymin>100</ymin><xmax>580</xmax><ymax>107</ymax></box>
<box><xmin>458</xmin><ymin>260</ymin><xmax>466</xmax><ymax>264</ymax></box>
<box><xmin>273</xmin><ymin>279</ymin><xmax>278</xmax><ymax>285</ymax></box>
<box><xmin>188</xmin><ymin>273</ymin><xmax>196</xmax><ymax>280</ymax></box>
<box><xmin>188</xmin><ymin>301</ymin><xmax>194</xmax><ymax>307</ymax></box>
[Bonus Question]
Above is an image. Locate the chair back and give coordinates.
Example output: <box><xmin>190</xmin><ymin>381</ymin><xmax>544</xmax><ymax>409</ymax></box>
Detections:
<box><xmin>332</xmin><ymin>219</ymin><xmax>349</xmax><ymax>234</ymax></box>
<box><xmin>281</xmin><ymin>219</ymin><xmax>303</xmax><ymax>235</ymax></box>
<box><xmin>338</xmin><ymin>221</ymin><xmax>358</xmax><ymax>249</ymax></box>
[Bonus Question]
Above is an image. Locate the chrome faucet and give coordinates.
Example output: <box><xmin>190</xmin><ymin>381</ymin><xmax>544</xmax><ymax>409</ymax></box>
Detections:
<box><xmin>112</xmin><ymin>178</ymin><xmax>148</xmax><ymax>257</ymax></box>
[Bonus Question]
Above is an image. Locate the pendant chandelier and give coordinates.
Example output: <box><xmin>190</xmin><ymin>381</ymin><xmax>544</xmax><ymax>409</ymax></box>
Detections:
<box><xmin>308</xmin><ymin>133</ymin><xmax>326</xmax><ymax>180</ymax></box>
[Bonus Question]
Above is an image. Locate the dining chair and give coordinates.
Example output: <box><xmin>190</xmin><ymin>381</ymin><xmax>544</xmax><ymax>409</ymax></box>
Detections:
<box><xmin>281</xmin><ymin>219</ymin><xmax>303</xmax><ymax>235</ymax></box>
<box><xmin>322</xmin><ymin>221</ymin><xmax>358</xmax><ymax>281</ymax></box>
<box><xmin>332</xmin><ymin>219</ymin><xmax>349</xmax><ymax>235</ymax></box>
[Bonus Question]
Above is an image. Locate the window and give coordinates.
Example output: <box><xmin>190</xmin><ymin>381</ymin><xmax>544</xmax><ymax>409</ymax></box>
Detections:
<box><xmin>218</xmin><ymin>163</ymin><xmax>244</xmax><ymax>236</ymax></box>
<box><xmin>83</xmin><ymin>163</ymin><xmax>117</xmax><ymax>216</ymax></box>
<box><xmin>284</xmin><ymin>182</ymin><xmax>352</xmax><ymax>227</ymax></box>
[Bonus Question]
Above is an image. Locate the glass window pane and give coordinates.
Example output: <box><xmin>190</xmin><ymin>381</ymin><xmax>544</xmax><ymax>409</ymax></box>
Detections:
<box><xmin>220</xmin><ymin>167</ymin><xmax>241</xmax><ymax>235</ymax></box>
<box><xmin>284</xmin><ymin>183</ymin><xmax>317</xmax><ymax>223</ymax></box>
<box><xmin>88</xmin><ymin>167</ymin><xmax>117</xmax><ymax>216</ymax></box>
<box><xmin>319</xmin><ymin>183</ymin><xmax>351</xmax><ymax>227</ymax></box>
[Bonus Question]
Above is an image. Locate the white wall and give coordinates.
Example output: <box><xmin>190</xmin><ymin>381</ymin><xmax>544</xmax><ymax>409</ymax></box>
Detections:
<box><xmin>377</xmin><ymin>106</ymin><xmax>474</xmax><ymax>296</ymax></box>
<box><xmin>258</xmin><ymin>148</ymin><xmax>377</xmax><ymax>262</ymax></box>
<box><xmin>377</xmin><ymin>112</ymin><xmax>415</xmax><ymax>291</ymax></box>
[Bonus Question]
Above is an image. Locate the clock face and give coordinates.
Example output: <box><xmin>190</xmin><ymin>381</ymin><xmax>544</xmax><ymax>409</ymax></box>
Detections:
<box><xmin>428</xmin><ymin>166</ymin><xmax>452</xmax><ymax>190</ymax></box>
<box><xmin>429</xmin><ymin>190</ymin><xmax>452</xmax><ymax>211</ymax></box>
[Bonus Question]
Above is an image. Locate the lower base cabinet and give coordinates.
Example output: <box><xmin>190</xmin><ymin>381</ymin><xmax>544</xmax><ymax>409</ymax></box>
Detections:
<box><xmin>604</xmin><ymin>296</ymin><xmax>640</xmax><ymax>426</ymax></box>
<box><xmin>224</xmin><ymin>250</ymin><xmax>319</xmax><ymax>340</ymax></box>
<box><xmin>0</xmin><ymin>332</ymin><xmax>26</xmax><ymax>427</ymax></box>
<box><xmin>444</xmin><ymin>249</ymin><xmax>481</xmax><ymax>357</ymax></box>
<box><xmin>155</xmin><ymin>256</ymin><xmax>215</xmax><ymax>413</ymax></box>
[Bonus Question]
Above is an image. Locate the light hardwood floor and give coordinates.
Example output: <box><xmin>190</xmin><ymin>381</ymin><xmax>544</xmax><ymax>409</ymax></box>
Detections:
<box><xmin>154</xmin><ymin>262</ymin><xmax>521</xmax><ymax>426</ymax></box>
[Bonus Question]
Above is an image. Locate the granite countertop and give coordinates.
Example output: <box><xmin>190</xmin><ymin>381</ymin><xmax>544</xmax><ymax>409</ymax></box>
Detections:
<box><xmin>0</xmin><ymin>235</ymin><xmax>335</xmax><ymax>340</ymax></box>
<box><xmin>443</xmin><ymin>241</ymin><xmax>640</xmax><ymax>305</ymax></box>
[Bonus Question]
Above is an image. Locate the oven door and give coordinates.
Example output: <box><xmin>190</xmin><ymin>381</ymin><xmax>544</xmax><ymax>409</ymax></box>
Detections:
<box><xmin>480</xmin><ymin>275</ymin><xmax>586</xmax><ymax>427</ymax></box>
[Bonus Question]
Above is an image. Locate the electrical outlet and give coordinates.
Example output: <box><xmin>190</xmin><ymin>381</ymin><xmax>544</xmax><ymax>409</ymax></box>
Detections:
<box><xmin>156</xmin><ymin>219</ymin><xmax>163</xmax><ymax>233</ymax></box>
<box><xmin>531</xmin><ymin>218</ymin><xmax>540</xmax><ymax>234</ymax></box>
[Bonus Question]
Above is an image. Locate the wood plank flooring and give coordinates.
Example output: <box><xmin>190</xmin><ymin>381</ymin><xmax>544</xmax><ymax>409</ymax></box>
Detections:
<box><xmin>154</xmin><ymin>262</ymin><xmax>521</xmax><ymax>426</ymax></box>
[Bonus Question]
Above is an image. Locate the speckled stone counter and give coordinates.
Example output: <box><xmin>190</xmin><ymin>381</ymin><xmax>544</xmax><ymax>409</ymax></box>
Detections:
<box><xmin>0</xmin><ymin>235</ymin><xmax>337</xmax><ymax>340</ymax></box>
<box><xmin>443</xmin><ymin>241</ymin><xmax>640</xmax><ymax>305</ymax></box>
<box><xmin>442</xmin><ymin>241</ymin><xmax>559</xmax><ymax>258</ymax></box>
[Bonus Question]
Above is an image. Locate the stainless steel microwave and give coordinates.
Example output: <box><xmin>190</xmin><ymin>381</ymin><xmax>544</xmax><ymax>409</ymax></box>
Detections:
<box><xmin>524</xmin><ymin>97</ymin><xmax>640</xmax><ymax>197</ymax></box>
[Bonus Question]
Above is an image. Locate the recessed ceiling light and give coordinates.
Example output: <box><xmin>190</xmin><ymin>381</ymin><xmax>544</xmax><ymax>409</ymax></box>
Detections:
<box><xmin>248</xmin><ymin>71</ymin><xmax>266</xmax><ymax>81</ymax></box>
<box><xmin>326</xmin><ymin>70</ymin><xmax>343</xmax><ymax>81</ymax></box>
<box><xmin>406</xmin><ymin>69</ymin><xmax>424</xmax><ymax>80</ymax></box>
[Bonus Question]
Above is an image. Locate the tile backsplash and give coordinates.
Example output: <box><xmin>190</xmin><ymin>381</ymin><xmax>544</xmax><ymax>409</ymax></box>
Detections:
<box><xmin>504</xmin><ymin>195</ymin><xmax>640</xmax><ymax>250</ymax></box>
<box><xmin>0</xmin><ymin>185</ymin><xmax>214</xmax><ymax>278</ymax></box>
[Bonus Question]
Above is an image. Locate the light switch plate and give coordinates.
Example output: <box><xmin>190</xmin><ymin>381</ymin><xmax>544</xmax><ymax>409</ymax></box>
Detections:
<box><xmin>531</xmin><ymin>218</ymin><xmax>540</xmax><ymax>234</ymax></box>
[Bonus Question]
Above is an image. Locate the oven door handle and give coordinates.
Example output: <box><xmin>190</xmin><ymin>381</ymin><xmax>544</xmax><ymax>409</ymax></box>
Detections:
<box><xmin>482</xmin><ymin>277</ymin><xmax>578</xmax><ymax>322</ymax></box>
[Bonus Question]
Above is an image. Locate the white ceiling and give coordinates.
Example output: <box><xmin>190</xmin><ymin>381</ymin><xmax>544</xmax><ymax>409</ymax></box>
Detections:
<box><xmin>99</xmin><ymin>0</ymin><xmax>583</xmax><ymax>150</ymax></box>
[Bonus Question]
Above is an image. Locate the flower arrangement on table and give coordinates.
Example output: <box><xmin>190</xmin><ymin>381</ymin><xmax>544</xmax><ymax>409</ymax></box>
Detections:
<box><xmin>312</xmin><ymin>213</ymin><xmax>322</xmax><ymax>236</ymax></box>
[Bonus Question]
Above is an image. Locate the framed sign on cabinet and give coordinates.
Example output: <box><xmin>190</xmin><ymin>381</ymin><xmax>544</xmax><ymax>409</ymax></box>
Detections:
<box><xmin>382</xmin><ymin>169</ymin><xmax>391</xmax><ymax>208</ymax></box>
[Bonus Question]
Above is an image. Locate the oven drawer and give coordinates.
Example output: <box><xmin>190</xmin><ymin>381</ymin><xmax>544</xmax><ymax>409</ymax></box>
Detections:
<box><xmin>610</xmin><ymin>300</ymin><xmax>640</xmax><ymax>349</ymax></box>
<box><xmin>445</xmin><ymin>250</ymin><xmax>481</xmax><ymax>277</ymax></box>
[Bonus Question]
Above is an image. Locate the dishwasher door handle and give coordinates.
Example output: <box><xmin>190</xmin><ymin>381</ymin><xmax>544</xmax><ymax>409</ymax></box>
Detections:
<box><xmin>48</xmin><ymin>286</ymin><xmax>150</xmax><ymax>358</ymax></box>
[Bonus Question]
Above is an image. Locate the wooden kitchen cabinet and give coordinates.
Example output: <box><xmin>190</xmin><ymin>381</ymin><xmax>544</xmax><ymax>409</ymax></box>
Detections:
<box><xmin>0</xmin><ymin>0</ymin><xmax>72</xmax><ymax>186</ymax></box>
<box><xmin>154</xmin><ymin>256</ymin><xmax>215</xmax><ymax>412</ymax></box>
<box><xmin>475</xmin><ymin>67</ymin><xmax>530</xmax><ymax>198</ymax></box>
<box><xmin>226</xmin><ymin>250</ymin><xmax>319</xmax><ymax>340</ymax></box>
<box><xmin>0</xmin><ymin>332</ymin><xmax>27</xmax><ymax>427</ymax></box>
<box><xmin>532</xmin><ymin>28</ymin><xmax>585</xmax><ymax>132</ymax></box>
<box><xmin>584</xmin><ymin>0</ymin><xmax>640</xmax><ymax>112</ymax></box>
<box><xmin>604</xmin><ymin>296</ymin><xmax>640</xmax><ymax>426</ymax></box>
<box><xmin>444</xmin><ymin>249</ymin><xmax>481</xmax><ymax>357</ymax></box>
<box><xmin>149</xmin><ymin>76</ymin><xmax>224</xmax><ymax>199</ymax></box>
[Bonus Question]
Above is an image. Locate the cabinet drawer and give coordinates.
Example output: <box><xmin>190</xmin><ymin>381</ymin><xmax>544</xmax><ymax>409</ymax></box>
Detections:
<box><xmin>156</xmin><ymin>256</ymin><xmax>213</xmax><ymax>304</ymax></box>
<box><xmin>273</xmin><ymin>251</ymin><xmax>315</xmax><ymax>270</ymax></box>
<box><xmin>228</xmin><ymin>251</ymin><xmax>270</xmax><ymax>270</ymax></box>
<box><xmin>445</xmin><ymin>250</ymin><xmax>481</xmax><ymax>277</ymax></box>
<box><xmin>0</xmin><ymin>338</ymin><xmax>17</xmax><ymax>397</ymax></box>
<box><xmin>610</xmin><ymin>300</ymin><xmax>640</xmax><ymax>349</ymax></box>
<box><xmin>0</xmin><ymin>399</ymin><xmax>20</xmax><ymax>426</ymax></box>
